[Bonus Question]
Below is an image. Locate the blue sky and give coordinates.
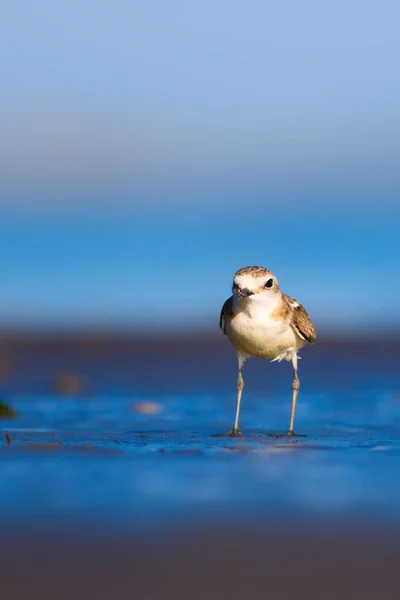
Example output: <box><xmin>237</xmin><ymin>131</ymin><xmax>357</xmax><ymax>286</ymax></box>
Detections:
<box><xmin>1</xmin><ymin>1</ymin><xmax>399</xmax><ymax>331</ymax></box>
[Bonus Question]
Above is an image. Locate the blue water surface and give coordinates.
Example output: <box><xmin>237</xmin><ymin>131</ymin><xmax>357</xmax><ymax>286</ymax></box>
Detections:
<box><xmin>1</xmin><ymin>385</ymin><xmax>400</xmax><ymax>531</ymax></box>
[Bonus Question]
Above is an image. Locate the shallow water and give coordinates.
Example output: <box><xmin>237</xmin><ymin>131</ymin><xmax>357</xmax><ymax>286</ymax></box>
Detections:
<box><xmin>2</xmin><ymin>343</ymin><xmax>400</xmax><ymax>600</ymax></box>
<box><xmin>1</xmin><ymin>384</ymin><xmax>400</xmax><ymax>531</ymax></box>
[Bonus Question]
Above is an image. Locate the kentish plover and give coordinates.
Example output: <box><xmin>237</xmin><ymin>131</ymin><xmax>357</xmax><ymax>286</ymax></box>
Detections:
<box><xmin>220</xmin><ymin>266</ymin><xmax>316</xmax><ymax>437</ymax></box>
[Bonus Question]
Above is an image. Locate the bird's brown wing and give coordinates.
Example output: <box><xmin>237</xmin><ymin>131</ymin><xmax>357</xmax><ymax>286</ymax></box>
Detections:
<box><xmin>282</xmin><ymin>293</ymin><xmax>317</xmax><ymax>344</ymax></box>
<box><xmin>219</xmin><ymin>296</ymin><xmax>234</xmax><ymax>335</ymax></box>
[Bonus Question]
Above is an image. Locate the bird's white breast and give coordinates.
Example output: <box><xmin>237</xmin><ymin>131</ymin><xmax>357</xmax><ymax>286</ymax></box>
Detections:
<box><xmin>226</xmin><ymin>296</ymin><xmax>304</xmax><ymax>361</ymax></box>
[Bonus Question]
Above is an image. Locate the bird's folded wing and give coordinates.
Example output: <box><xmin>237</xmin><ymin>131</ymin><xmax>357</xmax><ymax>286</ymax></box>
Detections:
<box><xmin>283</xmin><ymin>294</ymin><xmax>317</xmax><ymax>344</ymax></box>
<box><xmin>219</xmin><ymin>296</ymin><xmax>234</xmax><ymax>335</ymax></box>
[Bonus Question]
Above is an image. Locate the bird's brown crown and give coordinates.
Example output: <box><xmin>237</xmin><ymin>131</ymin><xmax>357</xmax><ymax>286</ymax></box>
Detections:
<box><xmin>234</xmin><ymin>266</ymin><xmax>272</xmax><ymax>278</ymax></box>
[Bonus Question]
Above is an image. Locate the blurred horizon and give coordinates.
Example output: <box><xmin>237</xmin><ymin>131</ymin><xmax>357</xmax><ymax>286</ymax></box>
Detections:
<box><xmin>1</xmin><ymin>1</ymin><xmax>399</xmax><ymax>333</ymax></box>
<box><xmin>0</xmin><ymin>202</ymin><xmax>398</xmax><ymax>334</ymax></box>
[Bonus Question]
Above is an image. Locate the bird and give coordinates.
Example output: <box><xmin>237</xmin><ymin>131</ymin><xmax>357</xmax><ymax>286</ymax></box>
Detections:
<box><xmin>219</xmin><ymin>266</ymin><xmax>316</xmax><ymax>437</ymax></box>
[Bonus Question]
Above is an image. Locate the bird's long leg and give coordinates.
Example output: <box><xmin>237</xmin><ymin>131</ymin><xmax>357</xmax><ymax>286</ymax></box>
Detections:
<box><xmin>288</xmin><ymin>355</ymin><xmax>301</xmax><ymax>435</ymax></box>
<box><xmin>269</xmin><ymin>354</ymin><xmax>306</xmax><ymax>438</ymax></box>
<box><xmin>225</xmin><ymin>355</ymin><xmax>245</xmax><ymax>436</ymax></box>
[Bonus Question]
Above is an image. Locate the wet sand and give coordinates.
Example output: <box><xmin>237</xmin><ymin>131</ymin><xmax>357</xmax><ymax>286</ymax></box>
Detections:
<box><xmin>1</xmin><ymin>522</ymin><xmax>400</xmax><ymax>600</ymax></box>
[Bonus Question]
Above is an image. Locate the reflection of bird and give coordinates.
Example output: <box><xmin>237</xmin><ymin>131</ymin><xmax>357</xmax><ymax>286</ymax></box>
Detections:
<box><xmin>220</xmin><ymin>266</ymin><xmax>316</xmax><ymax>437</ymax></box>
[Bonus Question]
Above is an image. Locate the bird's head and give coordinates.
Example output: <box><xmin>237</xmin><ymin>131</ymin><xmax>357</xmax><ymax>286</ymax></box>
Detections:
<box><xmin>232</xmin><ymin>266</ymin><xmax>280</xmax><ymax>303</ymax></box>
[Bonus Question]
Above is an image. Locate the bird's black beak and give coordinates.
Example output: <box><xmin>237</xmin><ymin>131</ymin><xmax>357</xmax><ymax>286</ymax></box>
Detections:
<box><xmin>236</xmin><ymin>288</ymin><xmax>254</xmax><ymax>300</ymax></box>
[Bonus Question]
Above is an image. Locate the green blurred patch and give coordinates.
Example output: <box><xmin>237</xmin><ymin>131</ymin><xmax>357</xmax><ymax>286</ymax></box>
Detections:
<box><xmin>0</xmin><ymin>401</ymin><xmax>18</xmax><ymax>419</ymax></box>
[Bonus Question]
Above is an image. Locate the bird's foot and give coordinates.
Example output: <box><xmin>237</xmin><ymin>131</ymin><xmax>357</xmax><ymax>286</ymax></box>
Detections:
<box><xmin>212</xmin><ymin>428</ymin><xmax>243</xmax><ymax>437</ymax></box>
<box><xmin>268</xmin><ymin>430</ymin><xmax>307</xmax><ymax>438</ymax></box>
<box><xmin>226</xmin><ymin>428</ymin><xmax>243</xmax><ymax>437</ymax></box>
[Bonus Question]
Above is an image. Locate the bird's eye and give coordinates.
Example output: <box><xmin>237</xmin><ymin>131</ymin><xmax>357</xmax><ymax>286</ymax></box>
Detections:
<box><xmin>265</xmin><ymin>279</ymin><xmax>273</xmax><ymax>288</ymax></box>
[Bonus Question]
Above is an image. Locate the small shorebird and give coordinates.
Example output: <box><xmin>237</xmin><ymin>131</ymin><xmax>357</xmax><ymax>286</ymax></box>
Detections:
<box><xmin>220</xmin><ymin>266</ymin><xmax>316</xmax><ymax>437</ymax></box>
